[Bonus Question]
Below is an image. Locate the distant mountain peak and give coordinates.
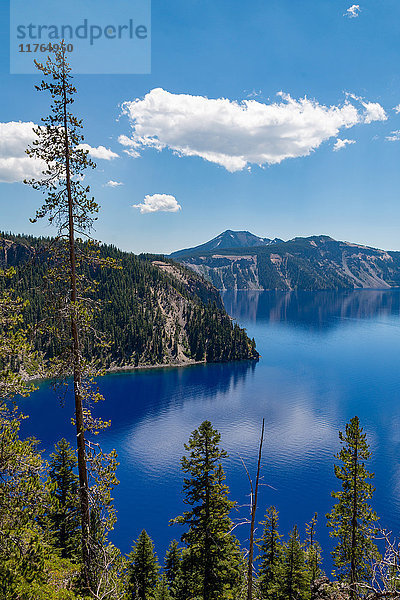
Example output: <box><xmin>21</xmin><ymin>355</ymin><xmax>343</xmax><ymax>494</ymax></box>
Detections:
<box><xmin>172</xmin><ymin>233</ymin><xmax>400</xmax><ymax>291</ymax></box>
<box><xmin>170</xmin><ymin>230</ymin><xmax>282</xmax><ymax>258</ymax></box>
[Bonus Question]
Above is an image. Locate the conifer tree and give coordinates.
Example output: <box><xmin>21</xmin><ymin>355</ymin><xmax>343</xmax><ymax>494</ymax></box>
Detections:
<box><xmin>171</xmin><ymin>420</ymin><xmax>243</xmax><ymax>600</ymax></box>
<box><xmin>24</xmin><ymin>43</ymin><xmax>96</xmax><ymax>586</ymax></box>
<box><xmin>173</xmin><ymin>548</ymin><xmax>198</xmax><ymax>600</ymax></box>
<box><xmin>48</xmin><ymin>438</ymin><xmax>80</xmax><ymax>560</ymax></box>
<box><xmin>257</xmin><ymin>506</ymin><xmax>283</xmax><ymax>599</ymax></box>
<box><xmin>326</xmin><ymin>416</ymin><xmax>379</xmax><ymax>596</ymax></box>
<box><xmin>0</xmin><ymin>405</ymin><xmax>80</xmax><ymax>597</ymax></box>
<box><xmin>279</xmin><ymin>525</ymin><xmax>307</xmax><ymax>600</ymax></box>
<box><xmin>304</xmin><ymin>513</ymin><xmax>322</xmax><ymax>587</ymax></box>
<box><xmin>25</xmin><ymin>43</ymin><xmax>119</xmax><ymax>591</ymax></box>
<box><xmin>164</xmin><ymin>540</ymin><xmax>182</xmax><ymax>597</ymax></box>
<box><xmin>0</xmin><ymin>405</ymin><xmax>47</xmax><ymax>596</ymax></box>
<box><xmin>128</xmin><ymin>530</ymin><xmax>159</xmax><ymax>600</ymax></box>
<box><xmin>155</xmin><ymin>574</ymin><xmax>172</xmax><ymax>600</ymax></box>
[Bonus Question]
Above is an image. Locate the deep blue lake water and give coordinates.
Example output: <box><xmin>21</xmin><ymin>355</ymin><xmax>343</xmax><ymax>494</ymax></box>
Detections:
<box><xmin>21</xmin><ymin>289</ymin><xmax>400</xmax><ymax>572</ymax></box>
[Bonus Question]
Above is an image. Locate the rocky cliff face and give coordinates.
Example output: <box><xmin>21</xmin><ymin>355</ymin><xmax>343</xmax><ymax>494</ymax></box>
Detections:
<box><xmin>185</xmin><ymin>254</ymin><xmax>261</xmax><ymax>290</ymax></box>
<box><xmin>176</xmin><ymin>236</ymin><xmax>400</xmax><ymax>291</ymax></box>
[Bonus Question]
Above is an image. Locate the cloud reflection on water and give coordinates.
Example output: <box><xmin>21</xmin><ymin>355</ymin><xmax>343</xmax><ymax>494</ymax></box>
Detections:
<box><xmin>120</xmin><ymin>364</ymin><xmax>341</xmax><ymax>476</ymax></box>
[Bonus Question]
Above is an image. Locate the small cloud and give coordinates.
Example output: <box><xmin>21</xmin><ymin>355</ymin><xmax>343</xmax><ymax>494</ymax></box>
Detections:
<box><xmin>105</xmin><ymin>180</ymin><xmax>123</xmax><ymax>187</ymax></box>
<box><xmin>133</xmin><ymin>193</ymin><xmax>181</xmax><ymax>214</ymax></box>
<box><xmin>345</xmin><ymin>94</ymin><xmax>387</xmax><ymax>123</ymax></box>
<box><xmin>362</xmin><ymin>102</ymin><xmax>387</xmax><ymax>124</ymax></box>
<box><xmin>118</xmin><ymin>135</ymin><xmax>141</xmax><ymax>158</ymax></box>
<box><xmin>333</xmin><ymin>138</ymin><xmax>356</xmax><ymax>151</ymax></box>
<box><xmin>386</xmin><ymin>130</ymin><xmax>400</xmax><ymax>142</ymax></box>
<box><xmin>245</xmin><ymin>89</ymin><xmax>262</xmax><ymax>99</ymax></box>
<box><xmin>78</xmin><ymin>144</ymin><xmax>119</xmax><ymax>160</ymax></box>
<box><xmin>344</xmin><ymin>5</ymin><xmax>361</xmax><ymax>18</ymax></box>
<box><xmin>393</xmin><ymin>105</ymin><xmax>400</xmax><ymax>114</ymax></box>
<box><xmin>118</xmin><ymin>134</ymin><xmax>135</xmax><ymax>147</ymax></box>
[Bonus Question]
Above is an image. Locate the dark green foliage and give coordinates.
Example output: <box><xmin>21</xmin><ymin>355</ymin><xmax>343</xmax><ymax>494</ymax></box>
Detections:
<box><xmin>164</xmin><ymin>540</ymin><xmax>181</xmax><ymax>597</ymax></box>
<box><xmin>0</xmin><ymin>271</ymin><xmax>40</xmax><ymax>400</ymax></box>
<box><xmin>257</xmin><ymin>506</ymin><xmax>283</xmax><ymax>599</ymax></box>
<box><xmin>0</xmin><ymin>233</ymin><xmax>259</xmax><ymax>368</ymax></box>
<box><xmin>155</xmin><ymin>575</ymin><xmax>172</xmax><ymax>600</ymax></box>
<box><xmin>171</xmin><ymin>421</ymin><xmax>244</xmax><ymax>600</ymax></box>
<box><xmin>172</xmin><ymin>548</ymin><xmax>199</xmax><ymax>600</ymax></box>
<box><xmin>0</xmin><ymin>404</ymin><xmax>48</xmax><ymax>596</ymax></box>
<box><xmin>48</xmin><ymin>439</ymin><xmax>80</xmax><ymax>560</ymax></box>
<box><xmin>304</xmin><ymin>513</ymin><xmax>323</xmax><ymax>586</ymax></box>
<box><xmin>326</xmin><ymin>416</ymin><xmax>379</xmax><ymax>590</ymax></box>
<box><xmin>0</xmin><ymin>406</ymin><xmax>79</xmax><ymax>599</ymax></box>
<box><xmin>128</xmin><ymin>530</ymin><xmax>160</xmax><ymax>600</ymax></box>
<box><xmin>279</xmin><ymin>525</ymin><xmax>308</xmax><ymax>600</ymax></box>
<box><xmin>257</xmin><ymin>512</ymin><xmax>323</xmax><ymax>600</ymax></box>
<box><xmin>185</xmin><ymin>301</ymin><xmax>257</xmax><ymax>363</ymax></box>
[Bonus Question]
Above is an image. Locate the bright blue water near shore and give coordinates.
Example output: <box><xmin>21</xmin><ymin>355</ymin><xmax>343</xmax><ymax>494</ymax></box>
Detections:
<box><xmin>21</xmin><ymin>289</ymin><xmax>400</xmax><ymax>571</ymax></box>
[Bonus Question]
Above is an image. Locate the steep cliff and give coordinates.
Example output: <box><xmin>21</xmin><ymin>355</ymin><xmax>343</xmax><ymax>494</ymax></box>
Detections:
<box><xmin>176</xmin><ymin>236</ymin><xmax>400</xmax><ymax>291</ymax></box>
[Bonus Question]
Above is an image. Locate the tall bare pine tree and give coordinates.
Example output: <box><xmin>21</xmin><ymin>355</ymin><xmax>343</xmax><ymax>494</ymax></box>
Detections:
<box><xmin>25</xmin><ymin>42</ymin><xmax>103</xmax><ymax>590</ymax></box>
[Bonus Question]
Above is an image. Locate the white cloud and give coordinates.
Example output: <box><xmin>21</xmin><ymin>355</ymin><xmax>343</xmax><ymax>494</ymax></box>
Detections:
<box><xmin>393</xmin><ymin>105</ymin><xmax>400</xmax><ymax>114</ymax></box>
<box><xmin>362</xmin><ymin>101</ymin><xmax>387</xmax><ymax>124</ymax></box>
<box><xmin>344</xmin><ymin>4</ymin><xmax>361</xmax><ymax>18</ymax></box>
<box><xmin>118</xmin><ymin>134</ymin><xmax>141</xmax><ymax>158</ymax></box>
<box><xmin>120</xmin><ymin>88</ymin><xmax>386</xmax><ymax>172</ymax></box>
<box><xmin>78</xmin><ymin>144</ymin><xmax>119</xmax><ymax>160</ymax></box>
<box><xmin>386</xmin><ymin>130</ymin><xmax>400</xmax><ymax>142</ymax></box>
<box><xmin>333</xmin><ymin>138</ymin><xmax>356</xmax><ymax>151</ymax></box>
<box><xmin>245</xmin><ymin>89</ymin><xmax>262</xmax><ymax>99</ymax></box>
<box><xmin>0</xmin><ymin>121</ymin><xmax>46</xmax><ymax>183</ymax></box>
<box><xmin>105</xmin><ymin>180</ymin><xmax>123</xmax><ymax>187</ymax></box>
<box><xmin>0</xmin><ymin>121</ymin><xmax>119</xmax><ymax>183</ymax></box>
<box><xmin>133</xmin><ymin>193</ymin><xmax>181</xmax><ymax>214</ymax></box>
<box><xmin>346</xmin><ymin>94</ymin><xmax>387</xmax><ymax>124</ymax></box>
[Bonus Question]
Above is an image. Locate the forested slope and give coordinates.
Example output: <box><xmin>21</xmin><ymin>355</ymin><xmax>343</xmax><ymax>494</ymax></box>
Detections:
<box><xmin>0</xmin><ymin>233</ymin><xmax>258</xmax><ymax>368</ymax></box>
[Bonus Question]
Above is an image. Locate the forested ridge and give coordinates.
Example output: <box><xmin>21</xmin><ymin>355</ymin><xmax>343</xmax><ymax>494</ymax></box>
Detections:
<box><xmin>0</xmin><ymin>232</ymin><xmax>258</xmax><ymax>368</ymax></box>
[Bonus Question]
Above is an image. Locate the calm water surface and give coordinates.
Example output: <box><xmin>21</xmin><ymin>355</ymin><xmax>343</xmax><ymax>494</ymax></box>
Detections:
<box><xmin>21</xmin><ymin>290</ymin><xmax>400</xmax><ymax>569</ymax></box>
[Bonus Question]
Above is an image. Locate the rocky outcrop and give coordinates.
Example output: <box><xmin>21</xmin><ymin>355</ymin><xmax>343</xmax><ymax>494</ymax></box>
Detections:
<box><xmin>311</xmin><ymin>577</ymin><xmax>350</xmax><ymax>600</ymax></box>
<box><xmin>311</xmin><ymin>577</ymin><xmax>400</xmax><ymax>600</ymax></box>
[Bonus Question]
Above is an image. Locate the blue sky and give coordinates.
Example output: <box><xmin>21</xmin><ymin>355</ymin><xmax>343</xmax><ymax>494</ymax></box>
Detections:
<box><xmin>1</xmin><ymin>0</ymin><xmax>400</xmax><ymax>253</ymax></box>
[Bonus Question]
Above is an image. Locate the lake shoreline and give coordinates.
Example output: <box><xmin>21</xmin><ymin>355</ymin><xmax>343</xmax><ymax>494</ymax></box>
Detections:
<box><xmin>27</xmin><ymin>359</ymin><xmax>205</xmax><ymax>383</ymax></box>
<box><xmin>106</xmin><ymin>359</ymin><xmax>207</xmax><ymax>374</ymax></box>
<box><xmin>29</xmin><ymin>356</ymin><xmax>259</xmax><ymax>383</ymax></box>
